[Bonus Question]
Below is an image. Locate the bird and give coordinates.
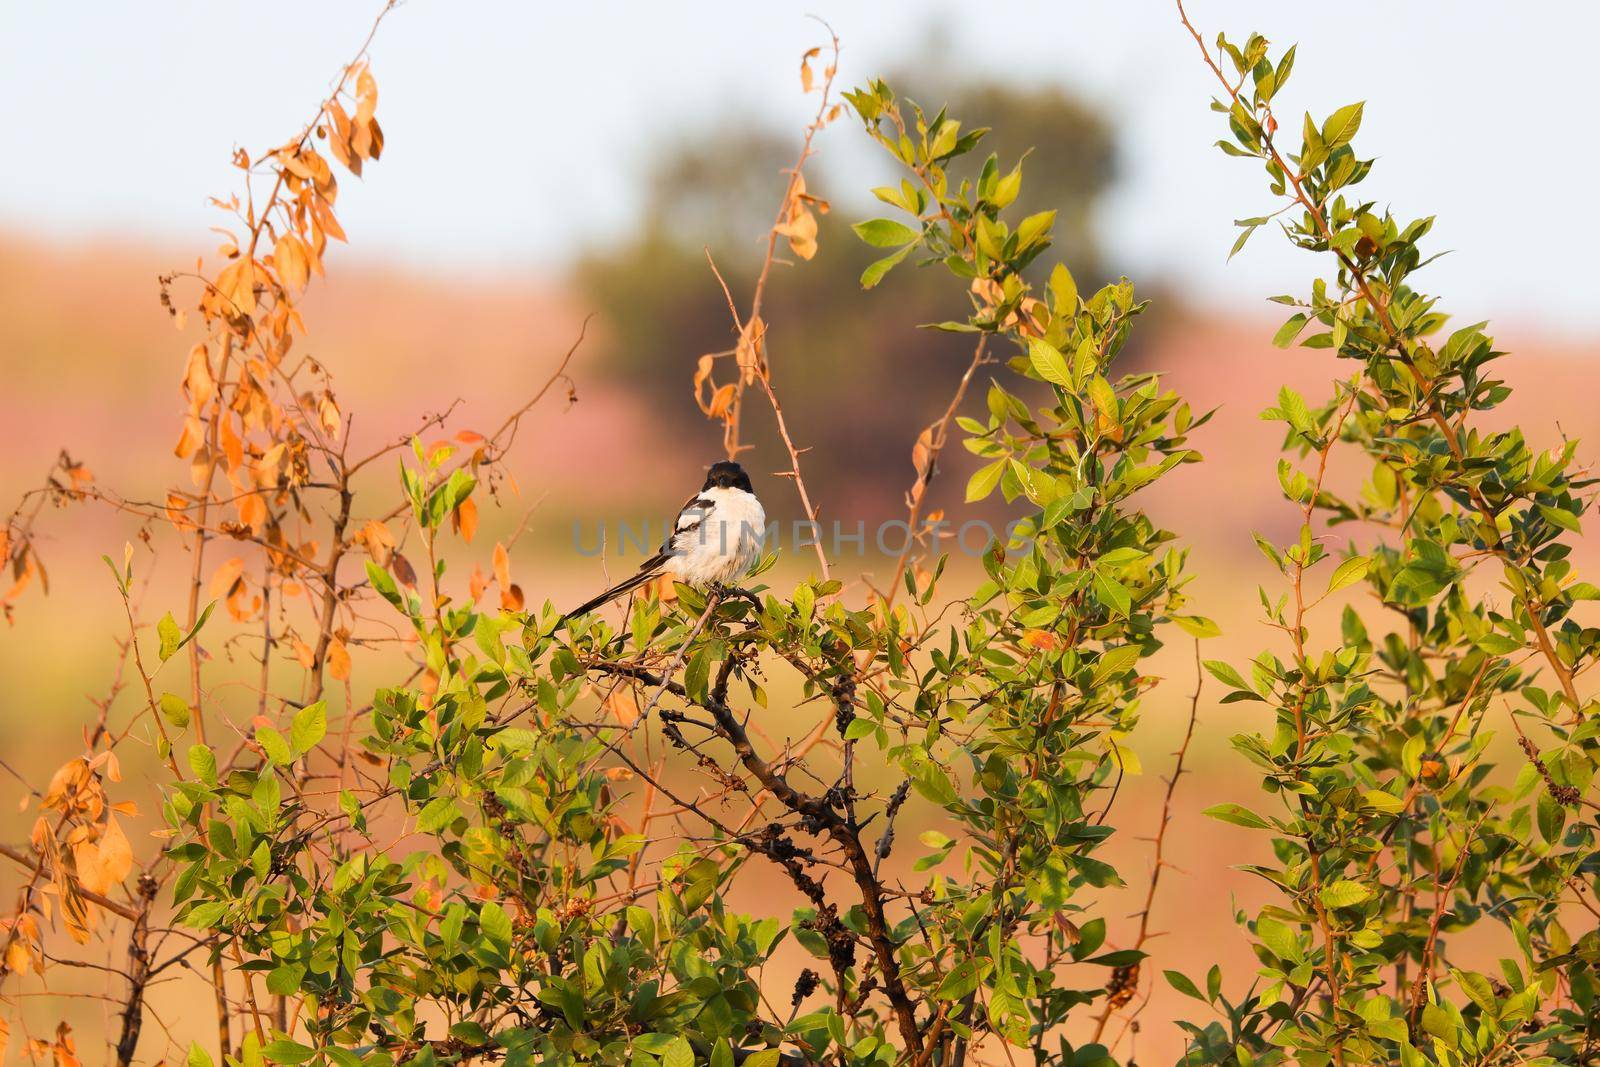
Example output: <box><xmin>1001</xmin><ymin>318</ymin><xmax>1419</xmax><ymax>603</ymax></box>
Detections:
<box><xmin>564</xmin><ymin>460</ymin><xmax>766</xmax><ymax>620</ymax></box>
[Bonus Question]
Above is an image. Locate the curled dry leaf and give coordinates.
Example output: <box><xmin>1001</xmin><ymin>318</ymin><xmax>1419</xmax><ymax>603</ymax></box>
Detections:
<box><xmin>800</xmin><ymin>46</ymin><xmax>820</xmax><ymax>93</ymax></box>
<box><xmin>734</xmin><ymin>316</ymin><xmax>767</xmax><ymax>385</ymax></box>
<box><xmin>390</xmin><ymin>552</ymin><xmax>417</xmax><ymax>588</ymax></box>
<box><xmin>355</xmin><ymin>519</ymin><xmax>396</xmax><ymax>566</ymax></box>
<box><xmin>912</xmin><ymin>426</ymin><xmax>936</xmax><ymax>481</ymax></box>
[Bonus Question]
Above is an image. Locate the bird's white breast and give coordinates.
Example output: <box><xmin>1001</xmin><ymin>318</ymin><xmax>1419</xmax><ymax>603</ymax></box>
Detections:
<box><xmin>667</xmin><ymin>487</ymin><xmax>766</xmax><ymax>587</ymax></box>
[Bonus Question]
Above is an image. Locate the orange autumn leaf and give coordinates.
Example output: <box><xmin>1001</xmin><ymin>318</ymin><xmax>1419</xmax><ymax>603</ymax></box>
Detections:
<box><xmin>219</xmin><ymin>414</ymin><xmax>244</xmax><ymax>471</ymax></box>
<box><xmin>215</xmin><ymin>258</ymin><xmax>257</xmax><ymax>316</ymax></box>
<box><xmin>453</xmin><ymin>495</ymin><xmax>479</xmax><ymax>543</ymax></box>
<box><xmin>734</xmin><ymin>316</ymin><xmax>767</xmax><ymax>384</ymax></box>
<box><xmin>182</xmin><ymin>343</ymin><xmax>215</xmax><ymax>410</ymax></box>
<box><xmin>209</xmin><ymin>557</ymin><xmax>245</xmax><ymax>598</ymax></box>
<box><xmin>98</xmin><ymin>817</ymin><xmax>133</xmax><ymax>885</ymax></box>
<box><xmin>706</xmin><ymin>383</ymin><xmax>737</xmax><ymax>420</ymax></box>
<box><xmin>605</xmin><ymin>689</ymin><xmax>639</xmax><ymax>727</ymax></box>
<box><xmin>292</xmin><ymin>638</ymin><xmax>316</xmax><ymax>669</ymax></box>
<box><xmin>328</xmin><ymin>636</ymin><xmax>351</xmax><ymax>681</ymax></box>
<box><xmin>774</xmin><ymin>204</ymin><xmax>818</xmax><ymax>260</ymax></box>
<box><xmin>274</xmin><ymin>233</ymin><xmax>310</xmax><ymax>292</ymax></box>
<box><xmin>354</xmin><ymin>519</ymin><xmax>396</xmax><ymax>565</ymax></box>
<box><xmin>165</xmin><ymin>492</ymin><xmax>197</xmax><ymax>533</ymax></box>
<box><xmin>237</xmin><ymin>491</ymin><xmax>267</xmax><ymax>530</ymax></box>
<box><xmin>1022</xmin><ymin>629</ymin><xmax>1061</xmax><ymax>651</ymax></box>
<box><xmin>800</xmin><ymin>46</ymin><xmax>820</xmax><ymax>93</ymax></box>
<box><xmin>912</xmin><ymin>425</ymin><xmax>936</xmax><ymax>480</ymax></box>
<box><xmin>492</xmin><ymin>542</ymin><xmax>512</xmax><ymax>590</ymax></box>
<box><xmin>317</xmin><ymin>390</ymin><xmax>342</xmax><ymax>438</ymax></box>
<box><xmin>173</xmin><ymin>415</ymin><xmax>204</xmax><ymax>459</ymax></box>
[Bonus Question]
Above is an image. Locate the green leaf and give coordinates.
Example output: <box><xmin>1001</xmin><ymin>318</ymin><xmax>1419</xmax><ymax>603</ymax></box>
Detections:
<box><xmin>1164</xmin><ymin>969</ymin><xmax>1205</xmax><ymax>1001</ymax></box>
<box><xmin>188</xmin><ymin>1043</ymin><xmax>216</xmax><ymax>1067</ymax></box>
<box><xmin>1048</xmin><ymin>262</ymin><xmax>1078</xmax><ymax>312</ymax></box>
<box><xmin>1451</xmin><ymin>968</ymin><xmax>1497</xmax><ymax>1015</ymax></box>
<box><xmin>1093</xmin><ymin>572</ymin><xmax>1132</xmax><ymax>616</ymax></box>
<box><xmin>1203</xmin><ymin>803</ymin><xmax>1271</xmax><ymax>829</ymax></box>
<box><xmin>852</xmin><ymin>218</ymin><xmax>919</xmax><ymax>248</ymax></box>
<box><xmin>1321</xmin><ymin>101</ymin><xmax>1365</xmax><ymax>151</ymax></box>
<box><xmin>844</xmin><ymin>717</ymin><xmax>876</xmax><ymax>741</ymax></box>
<box><xmin>1027</xmin><ymin>339</ymin><xmax>1072</xmax><ymax>388</ymax></box>
<box><xmin>1420</xmin><ymin>1003</ymin><xmax>1457</xmax><ymax>1044</ymax></box>
<box><xmin>1320</xmin><ymin>880</ymin><xmax>1372</xmax><ymax>908</ymax></box>
<box><xmin>260</xmin><ymin>1040</ymin><xmax>315</xmax><ymax>1064</ymax></box>
<box><xmin>860</xmin><ymin>243</ymin><xmax>915</xmax><ymax>289</ymax></box>
<box><xmin>1539</xmin><ymin>504</ymin><xmax>1581</xmax><ymax>533</ymax></box>
<box><xmin>1272</xmin><ymin>312</ymin><xmax>1309</xmax><ymax>348</ymax></box>
<box><xmin>1326</xmin><ymin>555</ymin><xmax>1371</xmax><ymax>595</ymax></box>
<box><xmin>1276</xmin><ymin>386</ymin><xmax>1314</xmax><ymax>437</ymax></box>
<box><xmin>290</xmin><ymin>701</ymin><xmax>326</xmax><ymax>756</ymax></box>
<box><xmin>188</xmin><ymin>744</ymin><xmax>217</xmax><ymax>786</ymax></box>
<box><xmin>662</xmin><ymin>1037</ymin><xmax>695</xmax><ymax>1067</ymax></box>
<box><xmin>479</xmin><ymin>900</ymin><xmax>513</xmax><ymax>948</ymax></box>
<box><xmin>366</xmin><ymin>560</ymin><xmax>404</xmax><ymax>610</ymax></box>
<box><xmin>159</xmin><ymin>692</ymin><xmax>192</xmax><ymax>729</ymax></box>
<box><xmin>1173</xmin><ymin>614</ymin><xmax>1221</xmax><ymax>638</ymax></box>
<box><xmin>908</xmin><ymin>757</ymin><xmax>958</xmax><ymax>807</ymax></box>
<box><xmin>966</xmin><ymin>459</ymin><xmax>1005</xmax><ymax>503</ymax></box>
<box><xmin>1203</xmin><ymin>660</ymin><xmax>1254</xmax><ymax>695</ymax></box>
<box><xmin>1015</xmin><ymin>208</ymin><xmax>1056</xmax><ymax>248</ymax></box>
<box><xmin>158</xmin><ymin>613</ymin><xmax>183</xmax><ymax>662</ymax></box>
<box><xmin>1255</xmin><ymin>915</ymin><xmax>1301</xmax><ymax>962</ymax></box>
<box><xmin>256</xmin><ymin>726</ymin><xmax>292</xmax><ymax>766</ymax></box>
<box><xmin>417</xmin><ymin>795</ymin><xmax>461</xmax><ymax>834</ymax></box>
<box><xmin>684</xmin><ymin>646</ymin><xmax>712</xmax><ymax>704</ymax></box>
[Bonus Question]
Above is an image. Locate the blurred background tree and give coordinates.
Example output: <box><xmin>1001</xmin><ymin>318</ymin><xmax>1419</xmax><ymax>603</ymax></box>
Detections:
<box><xmin>575</xmin><ymin>46</ymin><xmax>1122</xmax><ymax>522</ymax></box>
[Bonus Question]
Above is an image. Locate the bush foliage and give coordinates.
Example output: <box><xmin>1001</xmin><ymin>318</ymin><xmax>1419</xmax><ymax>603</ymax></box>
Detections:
<box><xmin>1</xmin><ymin>5</ymin><xmax>1596</xmax><ymax>1067</ymax></box>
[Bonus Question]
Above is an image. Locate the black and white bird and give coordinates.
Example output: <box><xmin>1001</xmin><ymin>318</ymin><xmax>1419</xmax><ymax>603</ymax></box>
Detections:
<box><xmin>565</xmin><ymin>461</ymin><xmax>766</xmax><ymax>619</ymax></box>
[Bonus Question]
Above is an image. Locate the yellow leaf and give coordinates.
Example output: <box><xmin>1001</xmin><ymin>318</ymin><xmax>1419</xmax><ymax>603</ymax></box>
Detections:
<box><xmin>328</xmin><ymin>636</ymin><xmax>352</xmax><ymax>681</ymax></box>
<box><xmin>274</xmin><ymin>233</ymin><xmax>310</xmax><ymax>292</ymax></box>
<box><xmin>605</xmin><ymin>690</ymin><xmax>639</xmax><ymax>727</ymax></box>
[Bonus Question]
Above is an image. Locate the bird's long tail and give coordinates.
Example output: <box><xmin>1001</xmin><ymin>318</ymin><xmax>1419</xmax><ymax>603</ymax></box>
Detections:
<box><xmin>562</xmin><ymin>555</ymin><xmax>667</xmax><ymax>622</ymax></box>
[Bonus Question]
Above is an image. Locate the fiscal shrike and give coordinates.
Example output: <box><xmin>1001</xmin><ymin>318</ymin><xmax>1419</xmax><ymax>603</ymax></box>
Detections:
<box><xmin>565</xmin><ymin>461</ymin><xmax>766</xmax><ymax>619</ymax></box>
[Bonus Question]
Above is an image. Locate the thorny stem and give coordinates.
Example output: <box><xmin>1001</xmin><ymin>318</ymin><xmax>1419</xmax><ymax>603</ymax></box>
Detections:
<box><xmin>882</xmin><ymin>336</ymin><xmax>990</xmax><ymax>609</ymax></box>
<box><xmin>1092</xmin><ymin>642</ymin><xmax>1204</xmax><ymax>1047</ymax></box>
<box><xmin>702</xmin><ymin>24</ymin><xmax>840</xmax><ymax>583</ymax></box>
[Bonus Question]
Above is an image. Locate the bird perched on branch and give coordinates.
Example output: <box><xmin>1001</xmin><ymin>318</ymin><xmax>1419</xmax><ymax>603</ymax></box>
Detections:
<box><xmin>565</xmin><ymin>461</ymin><xmax>766</xmax><ymax>619</ymax></box>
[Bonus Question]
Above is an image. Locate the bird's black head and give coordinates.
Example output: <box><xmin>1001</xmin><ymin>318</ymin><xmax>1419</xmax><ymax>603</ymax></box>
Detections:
<box><xmin>703</xmin><ymin>461</ymin><xmax>753</xmax><ymax>493</ymax></box>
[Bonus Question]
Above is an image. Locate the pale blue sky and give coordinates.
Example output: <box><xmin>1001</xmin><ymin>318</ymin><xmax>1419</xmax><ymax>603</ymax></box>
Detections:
<box><xmin>2</xmin><ymin>2</ymin><xmax>1595</xmax><ymax>331</ymax></box>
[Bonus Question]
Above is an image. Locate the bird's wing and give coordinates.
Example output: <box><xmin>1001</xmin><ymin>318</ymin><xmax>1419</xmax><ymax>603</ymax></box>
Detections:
<box><xmin>662</xmin><ymin>493</ymin><xmax>714</xmax><ymax>555</ymax></box>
